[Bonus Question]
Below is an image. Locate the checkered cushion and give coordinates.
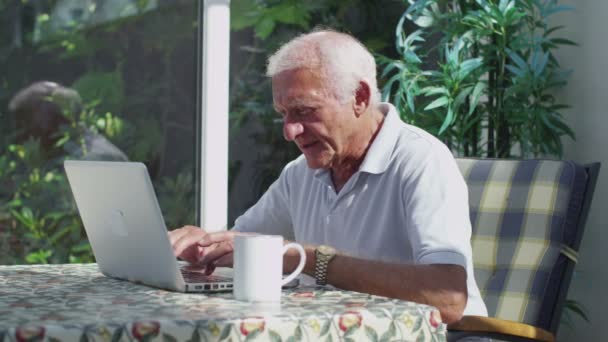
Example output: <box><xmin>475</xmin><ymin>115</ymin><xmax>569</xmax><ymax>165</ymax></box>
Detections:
<box><xmin>456</xmin><ymin>159</ymin><xmax>587</xmax><ymax>328</ymax></box>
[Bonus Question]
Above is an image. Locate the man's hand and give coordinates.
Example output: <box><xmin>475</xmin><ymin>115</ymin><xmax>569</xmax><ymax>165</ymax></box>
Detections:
<box><xmin>168</xmin><ymin>226</ymin><xmax>251</xmax><ymax>274</ymax></box>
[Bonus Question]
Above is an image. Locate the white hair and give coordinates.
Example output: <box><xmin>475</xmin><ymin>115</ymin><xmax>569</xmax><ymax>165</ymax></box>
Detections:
<box><xmin>266</xmin><ymin>30</ymin><xmax>380</xmax><ymax>105</ymax></box>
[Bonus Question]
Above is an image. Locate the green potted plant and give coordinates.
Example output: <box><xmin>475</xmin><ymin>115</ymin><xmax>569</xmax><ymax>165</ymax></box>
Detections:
<box><xmin>379</xmin><ymin>0</ymin><xmax>576</xmax><ymax>158</ymax></box>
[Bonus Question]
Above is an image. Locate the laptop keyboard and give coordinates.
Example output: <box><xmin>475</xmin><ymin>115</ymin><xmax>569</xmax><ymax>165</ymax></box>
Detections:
<box><xmin>181</xmin><ymin>269</ymin><xmax>231</xmax><ymax>283</ymax></box>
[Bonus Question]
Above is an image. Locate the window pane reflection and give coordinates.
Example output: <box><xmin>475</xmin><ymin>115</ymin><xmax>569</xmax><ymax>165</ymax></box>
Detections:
<box><xmin>0</xmin><ymin>0</ymin><xmax>199</xmax><ymax>265</ymax></box>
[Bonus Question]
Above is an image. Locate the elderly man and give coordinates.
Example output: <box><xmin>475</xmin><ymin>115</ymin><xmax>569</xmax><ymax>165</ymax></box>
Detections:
<box><xmin>170</xmin><ymin>30</ymin><xmax>487</xmax><ymax>323</ymax></box>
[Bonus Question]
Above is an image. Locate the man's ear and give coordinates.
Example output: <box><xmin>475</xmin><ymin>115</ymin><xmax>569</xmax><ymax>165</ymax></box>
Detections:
<box><xmin>353</xmin><ymin>80</ymin><xmax>371</xmax><ymax>117</ymax></box>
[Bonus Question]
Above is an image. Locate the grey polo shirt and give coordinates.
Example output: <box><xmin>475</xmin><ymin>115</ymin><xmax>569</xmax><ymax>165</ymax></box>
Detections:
<box><xmin>234</xmin><ymin>103</ymin><xmax>487</xmax><ymax>316</ymax></box>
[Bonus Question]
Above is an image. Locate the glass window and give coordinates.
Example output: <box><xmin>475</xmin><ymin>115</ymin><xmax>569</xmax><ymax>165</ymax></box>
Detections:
<box><xmin>0</xmin><ymin>0</ymin><xmax>200</xmax><ymax>264</ymax></box>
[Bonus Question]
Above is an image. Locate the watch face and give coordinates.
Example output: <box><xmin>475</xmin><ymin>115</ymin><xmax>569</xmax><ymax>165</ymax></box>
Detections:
<box><xmin>318</xmin><ymin>245</ymin><xmax>335</xmax><ymax>255</ymax></box>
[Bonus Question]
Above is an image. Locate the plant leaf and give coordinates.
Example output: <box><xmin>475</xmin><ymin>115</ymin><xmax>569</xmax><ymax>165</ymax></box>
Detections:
<box><xmin>534</xmin><ymin>52</ymin><xmax>550</xmax><ymax>76</ymax></box>
<box><xmin>439</xmin><ymin>106</ymin><xmax>454</xmax><ymax>135</ymax></box>
<box><xmin>469</xmin><ymin>82</ymin><xmax>487</xmax><ymax>115</ymax></box>
<box><xmin>543</xmin><ymin>5</ymin><xmax>575</xmax><ymax>18</ymax></box>
<box><xmin>380</xmin><ymin>60</ymin><xmax>404</xmax><ymax>79</ymax></box>
<box><xmin>458</xmin><ymin>57</ymin><xmax>484</xmax><ymax>80</ymax></box>
<box><xmin>550</xmin><ymin>37</ymin><xmax>578</xmax><ymax>46</ymax></box>
<box><xmin>421</xmin><ymin>86</ymin><xmax>448</xmax><ymax>96</ymax></box>
<box><xmin>254</xmin><ymin>16</ymin><xmax>276</xmax><ymax>40</ymax></box>
<box><xmin>506</xmin><ymin>64</ymin><xmax>526</xmax><ymax>77</ymax></box>
<box><xmin>506</xmin><ymin>48</ymin><xmax>528</xmax><ymax>69</ymax></box>
<box><xmin>544</xmin><ymin>25</ymin><xmax>565</xmax><ymax>37</ymax></box>
<box><xmin>424</xmin><ymin>96</ymin><xmax>449</xmax><ymax>111</ymax></box>
<box><xmin>564</xmin><ymin>299</ymin><xmax>590</xmax><ymax>322</ymax></box>
<box><xmin>453</xmin><ymin>87</ymin><xmax>473</xmax><ymax>112</ymax></box>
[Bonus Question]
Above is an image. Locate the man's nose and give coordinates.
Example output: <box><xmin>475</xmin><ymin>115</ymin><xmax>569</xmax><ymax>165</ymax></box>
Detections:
<box><xmin>283</xmin><ymin>120</ymin><xmax>304</xmax><ymax>141</ymax></box>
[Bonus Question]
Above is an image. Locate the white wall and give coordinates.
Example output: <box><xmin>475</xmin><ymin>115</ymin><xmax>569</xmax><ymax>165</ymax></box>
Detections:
<box><xmin>552</xmin><ymin>1</ymin><xmax>608</xmax><ymax>340</ymax></box>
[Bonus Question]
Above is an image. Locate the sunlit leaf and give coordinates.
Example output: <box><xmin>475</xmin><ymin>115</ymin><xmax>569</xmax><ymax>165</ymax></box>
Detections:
<box><xmin>424</xmin><ymin>96</ymin><xmax>449</xmax><ymax>111</ymax></box>
<box><xmin>421</xmin><ymin>86</ymin><xmax>448</xmax><ymax>96</ymax></box>
<box><xmin>414</xmin><ymin>15</ymin><xmax>434</xmax><ymax>28</ymax></box>
<box><xmin>254</xmin><ymin>16</ymin><xmax>276</xmax><ymax>40</ymax></box>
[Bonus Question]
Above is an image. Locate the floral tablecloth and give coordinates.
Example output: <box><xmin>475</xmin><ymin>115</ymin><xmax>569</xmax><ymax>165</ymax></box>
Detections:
<box><xmin>0</xmin><ymin>263</ymin><xmax>446</xmax><ymax>342</ymax></box>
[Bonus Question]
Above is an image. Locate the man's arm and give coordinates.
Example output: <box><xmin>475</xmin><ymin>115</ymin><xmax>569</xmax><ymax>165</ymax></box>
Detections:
<box><xmin>285</xmin><ymin>246</ymin><xmax>468</xmax><ymax>324</ymax></box>
<box><xmin>170</xmin><ymin>228</ymin><xmax>467</xmax><ymax>323</ymax></box>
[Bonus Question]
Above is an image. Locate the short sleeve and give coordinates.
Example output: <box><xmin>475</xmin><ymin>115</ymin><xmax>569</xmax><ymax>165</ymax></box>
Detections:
<box><xmin>402</xmin><ymin>144</ymin><xmax>471</xmax><ymax>269</ymax></box>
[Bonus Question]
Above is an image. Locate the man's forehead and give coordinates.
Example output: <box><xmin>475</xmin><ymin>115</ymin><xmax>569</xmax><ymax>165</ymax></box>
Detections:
<box><xmin>272</xmin><ymin>68</ymin><xmax>327</xmax><ymax>89</ymax></box>
<box><xmin>273</xmin><ymin>96</ymin><xmax>320</xmax><ymax>107</ymax></box>
<box><xmin>272</xmin><ymin>69</ymin><xmax>329</xmax><ymax>108</ymax></box>
<box><xmin>272</xmin><ymin>94</ymin><xmax>328</xmax><ymax>114</ymax></box>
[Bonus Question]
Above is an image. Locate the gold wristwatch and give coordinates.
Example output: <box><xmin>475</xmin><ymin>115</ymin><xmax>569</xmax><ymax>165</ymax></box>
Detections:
<box><xmin>314</xmin><ymin>245</ymin><xmax>336</xmax><ymax>286</ymax></box>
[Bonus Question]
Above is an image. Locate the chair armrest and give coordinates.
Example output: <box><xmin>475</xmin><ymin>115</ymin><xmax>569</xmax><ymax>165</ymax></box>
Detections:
<box><xmin>447</xmin><ymin>315</ymin><xmax>555</xmax><ymax>342</ymax></box>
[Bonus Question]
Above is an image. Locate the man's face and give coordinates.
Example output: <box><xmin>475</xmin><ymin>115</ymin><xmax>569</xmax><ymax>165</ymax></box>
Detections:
<box><xmin>272</xmin><ymin>68</ymin><xmax>357</xmax><ymax>169</ymax></box>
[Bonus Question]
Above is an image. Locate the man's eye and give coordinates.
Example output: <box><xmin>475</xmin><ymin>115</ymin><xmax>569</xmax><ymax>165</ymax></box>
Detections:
<box><xmin>297</xmin><ymin>108</ymin><xmax>314</xmax><ymax>116</ymax></box>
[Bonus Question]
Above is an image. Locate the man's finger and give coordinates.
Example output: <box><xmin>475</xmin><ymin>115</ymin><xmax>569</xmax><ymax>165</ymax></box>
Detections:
<box><xmin>196</xmin><ymin>231</ymin><xmax>260</xmax><ymax>247</ymax></box>
<box><xmin>195</xmin><ymin>231</ymin><xmax>236</xmax><ymax>247</ymax></box>
<box><xmin>178</xmin><ymin>245</ymin><xmax>203</xmax><ymax>264</ymax></box>
<box><xmin>198</xmin><ymin>241</ymin><xmax>234</xmax><ymax>266</ymax></box>
<box><xmin>168</xmin><ymin>225</ymin><xmax>200</xmax><ymax>246</ymax></box>
<box><xmin>214</xmin><ymin>254</ymin><xmax>233</xmax><ymax>268</ymax></box>
<box><xmin>168</xmin><ymin>227</ymin><xmax>189</xmax><ymax>246</ymax></box>
<box><xmin>204</xmin><ymin>263</ymin><xmax>216</xmax><ymax>276</ymax></box>
<box><xmin>172</xmin><ymin>229</ymin><xmax>207</xmax><ymax>257</ymax></box>
<box><xmin>202</xmin><ymin>253</ymin><xmax>232</xmax><ymax>276</ymax></box>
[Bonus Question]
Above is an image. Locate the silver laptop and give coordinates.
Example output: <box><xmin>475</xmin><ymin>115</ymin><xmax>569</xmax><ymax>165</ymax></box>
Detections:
<box><xmin>64</xmin><ymin>160</ymin><xmax>233</xmax><ymax>293</ymax></box>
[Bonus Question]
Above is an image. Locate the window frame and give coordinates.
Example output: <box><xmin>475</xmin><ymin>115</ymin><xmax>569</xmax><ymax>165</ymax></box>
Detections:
<box><xmin>196</xmin><ymin>0</ymin><xmax>230</xmax><ymax>231</ymax></box>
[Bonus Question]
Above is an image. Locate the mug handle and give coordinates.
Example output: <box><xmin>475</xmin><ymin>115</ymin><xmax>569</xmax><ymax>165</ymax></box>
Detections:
<box><xmin>281</xmin><ymin>243</ymin><xmax>306</xmax><ymax>286</ymax></box>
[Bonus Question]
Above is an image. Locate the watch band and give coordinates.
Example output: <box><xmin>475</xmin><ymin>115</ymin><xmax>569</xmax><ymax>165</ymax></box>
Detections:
<box><xmin>314</xmin><ymin>245</ymin><xmax>336</xmax><ymax>286</ymax></box>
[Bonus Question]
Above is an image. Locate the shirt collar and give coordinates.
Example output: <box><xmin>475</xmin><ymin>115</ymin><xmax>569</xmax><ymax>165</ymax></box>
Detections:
<box><xmin>358</xmin><ymin>102</ymin><xmax>401</xmax><ymax>174</ymax></box>
<box><xmin>313</xmin><ymin>102</ymin><xmax>401</xmax><ymax>181</ymax></box>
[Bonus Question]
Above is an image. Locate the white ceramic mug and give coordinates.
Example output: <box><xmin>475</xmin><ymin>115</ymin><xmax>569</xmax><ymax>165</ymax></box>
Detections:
<box><xmin>233</xmin><ymin>235</ymin><xmax>306</xmax><ymax>302</ymax></box>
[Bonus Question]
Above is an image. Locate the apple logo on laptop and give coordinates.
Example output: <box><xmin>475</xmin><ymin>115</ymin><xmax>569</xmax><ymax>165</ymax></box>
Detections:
<box><xmin>105</xmin><ymin>209</ymin><xmax>129</xmax><ymax>236</ymax></box>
